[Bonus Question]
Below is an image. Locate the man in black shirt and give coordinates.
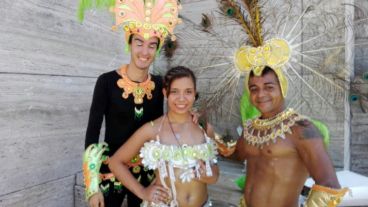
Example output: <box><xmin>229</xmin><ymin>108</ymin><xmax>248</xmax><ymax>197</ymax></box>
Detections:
<box><xmin>80</xmin><ymin>1</ymin><xmax>181</xmax><ymax>206</ymax></box>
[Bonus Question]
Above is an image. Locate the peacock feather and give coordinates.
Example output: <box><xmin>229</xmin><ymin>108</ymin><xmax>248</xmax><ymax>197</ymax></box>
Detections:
<box><xmin>153</xmin><ymin>0</ymin><xmax>368</xmax><ymax>138</ymax></box>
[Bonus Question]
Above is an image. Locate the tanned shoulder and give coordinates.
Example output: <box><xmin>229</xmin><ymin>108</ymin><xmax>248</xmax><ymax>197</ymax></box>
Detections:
<box><xmin>295</xmin><ymin>119</ymin><xmax>322</xmax><ymax>140</ymax></box>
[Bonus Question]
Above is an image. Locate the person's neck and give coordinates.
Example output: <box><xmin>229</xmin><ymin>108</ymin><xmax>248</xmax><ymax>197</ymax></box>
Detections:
<box><xmin>126</xmin><ymin>64</ymin><xmax>149</xmax><ymax>82</ymax></box>
<box><xmin>261</xmin><ymin>105</ymin><xmax>286</xmax><ymax>119</ymax></box>
<box><xmin>167</xmin><ymin>112</ymin><xmax>191</xmax><ymax>124</ymax></box>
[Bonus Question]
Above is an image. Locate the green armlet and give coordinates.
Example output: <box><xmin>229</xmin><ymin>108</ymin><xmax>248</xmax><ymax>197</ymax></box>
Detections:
<box><xmin>82</xmin><ymin>142</ymin><xmax>109</xmax><ymax>201</ymax></box>
<box><xmin>304</xmin><ymin>184</ymin><xmax>349</xmax><ymax>207</ymax></box>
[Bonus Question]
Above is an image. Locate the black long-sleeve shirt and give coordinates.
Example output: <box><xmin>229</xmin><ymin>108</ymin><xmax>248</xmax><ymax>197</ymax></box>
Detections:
<box><xmin>85</xmin><ymin>70</ymin><xmax>163</xmax><ymax>156</ymax></box>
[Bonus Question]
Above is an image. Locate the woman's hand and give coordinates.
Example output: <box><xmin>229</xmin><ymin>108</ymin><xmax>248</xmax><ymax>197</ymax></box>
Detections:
<box><xmin>197</xmin><ymin>161</ymin><xmax>209</xmax><ymax>178</ymax></box>
<box><xmin>142</xmin><ymin>184</ymin><xmax>170</xmax><ymax>204</ymax></box>
<box><xmin>88</xmin><ymin>191</ymin><xmax>104</xmax><ymax>207</ymax></box>
<box><xmin>197</xmin><ymin>161</ymin><xmax>219</xmax><ymax>184</ymax></box>
<box><xmin>190</xmin><ymin>110</ymin><xmax>200</xmax><ymax>124</ymax></box>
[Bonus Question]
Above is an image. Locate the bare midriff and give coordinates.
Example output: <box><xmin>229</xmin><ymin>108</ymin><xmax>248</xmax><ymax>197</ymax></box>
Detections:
<box><xmin>244</xmin><ymin>135</ymin><xmax>308</xmax><ymax>207</ymax></box>
<box><xmin>155</xmin><ymin>167</ymin><xmax>208</xmax><ymax>207</ymax></box>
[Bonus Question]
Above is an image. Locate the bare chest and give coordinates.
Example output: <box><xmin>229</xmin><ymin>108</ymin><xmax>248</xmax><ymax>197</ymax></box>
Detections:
<box><xmin>244</xmin><ymin>136</ymin><xmax>298</xmax><ymax>158</ymax></box>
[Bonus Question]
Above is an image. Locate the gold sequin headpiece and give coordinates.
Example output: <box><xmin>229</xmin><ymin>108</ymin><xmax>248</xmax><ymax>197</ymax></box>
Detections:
<box><xmin>235</xmin><ymin>38</ymin><xmax>291</xmax><ymax>98</ymax></box>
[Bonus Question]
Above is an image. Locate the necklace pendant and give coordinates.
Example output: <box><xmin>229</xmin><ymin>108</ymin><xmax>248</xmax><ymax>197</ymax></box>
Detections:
<box><xmin>134</xmin><ymin>106</ymin><xmax>144</xmax><ymax>120</ymax></box>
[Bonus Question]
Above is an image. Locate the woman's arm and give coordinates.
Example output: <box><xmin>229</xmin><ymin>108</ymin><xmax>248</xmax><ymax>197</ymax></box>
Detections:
<box><xmin>108</xmin><ymin>122</ymin><xmax>152</xmax><ymax>198</ymax></box>
<box><xmin>108</xmin><ymin>121</ymin><xmax>169</xmax><ymax>202</ymax></box>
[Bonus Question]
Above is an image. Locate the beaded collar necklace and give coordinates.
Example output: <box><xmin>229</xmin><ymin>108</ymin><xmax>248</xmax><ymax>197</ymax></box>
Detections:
<box><xmin>117</xmin><ymin>65</ymin><xmax>155</xmax><ymax>120</ymax></box>
<box><xmin>243</xmin><ymin>108</ymin><xmax>303</xmax><ymax>148</ymax></box>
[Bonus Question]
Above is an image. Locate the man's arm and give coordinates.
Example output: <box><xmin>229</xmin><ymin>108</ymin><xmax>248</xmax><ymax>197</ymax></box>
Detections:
<box><xmin>294</xmin><ymin>119</ymin><xmax>340</xmax><ymax>188</ymax></box>
<box><xmin>200</xmin><ymin>121</ymin><xmax>238</xmax><ymax>157</ymax></box>
<box><xmin>234</xmin><ymin>135</ymin><xmax>247</xmax><ymax>161</ymax></box>
<box><xmin>294</xmin><ymin>120</ymin><xmax>348</xmax><ymax>207</ymax></box>
<box><xmin>85</xmin><ymin>74</ymin><xmax>107</xmax><ymax>148</ymax></box>
<box><xmin>83</xmin><ymin>74</ymin><xmax>109</xmax><ymax>204</ymax></box>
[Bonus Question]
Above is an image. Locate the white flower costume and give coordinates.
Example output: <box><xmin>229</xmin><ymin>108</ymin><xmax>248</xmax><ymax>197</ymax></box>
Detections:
<box><xmin>140</xmin><ymin>118</ymin><xmax>218</xmax><ymax>207</ymax></box>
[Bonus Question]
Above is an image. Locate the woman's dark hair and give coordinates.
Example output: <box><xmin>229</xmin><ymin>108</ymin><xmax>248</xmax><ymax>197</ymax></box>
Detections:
<box><xmin>163</xmin><ymin>66</ymin><xmax>198</xmax><ymax>99</ymax></box>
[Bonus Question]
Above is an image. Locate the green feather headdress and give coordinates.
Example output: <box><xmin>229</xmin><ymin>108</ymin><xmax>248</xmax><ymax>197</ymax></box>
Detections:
<box><xmin>77</xmin><ymin>0</ymin><xmax>116</xmax><ymax>22</ymax></box>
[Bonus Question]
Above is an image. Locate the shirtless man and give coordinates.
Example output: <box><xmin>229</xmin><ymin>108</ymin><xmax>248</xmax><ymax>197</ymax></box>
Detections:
<box><xmin>233</xmin><ymin>66</ymin><xmax>348</xmax><ymax>207</ymax></box>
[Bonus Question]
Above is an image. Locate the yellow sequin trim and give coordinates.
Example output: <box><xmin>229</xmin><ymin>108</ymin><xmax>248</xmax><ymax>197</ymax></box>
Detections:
<box><xmin>239</xmin><ymin>197</ymin><xmax>247</xmax><ymax>207</ymax></box>
<box><xmin>243</xmin><ymin>108</ymin><xmax>303</xmax><ymax>148</ymax></box>
<box><xmin>235</xmin><ymin>38</ymin><xmax>291</xmax><ymax>73</ymax></box>
<box><xmin>304</xmin><ymin>184</ymin><xmax>349</xmax><ymax>207</ymax></box>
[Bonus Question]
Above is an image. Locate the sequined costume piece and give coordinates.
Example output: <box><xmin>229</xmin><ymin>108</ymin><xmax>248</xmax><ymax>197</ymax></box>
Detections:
<box><xmin>85</xmin><ymin>70</ymin><xmax>163</xmax><ymax>205</ymax></box>
<box><xmin>113</xmin><ymin>0</ymin><xmax>181</xmax><ymax>48</ymax></box>
<box><xmin>139</xmin><ymin>119</ymin><xmax>218</xmax><ymax>207</ymax></box>
<box><xmin>83</xmin><ymin>142</ymin><xmax>109</xmax><ymax>201</ymax></box>
<box><xmin>117</xmin><ymin>65</ymin><xmax>155</xmax><ymax>105</ymax></box>
<box><xmin>304</xmin><ymin>184</ymin><xmax>349</xmax><ymax>207</ymax></box>
<box><xmin>243</xmin><ymin>108</ymin><xmax>303</xmax><ymax>148</ymax></box>
<box><xmin>239</xmin><ymin>197</ymin><xmax>247</xmax><ymax>207</ymax></box>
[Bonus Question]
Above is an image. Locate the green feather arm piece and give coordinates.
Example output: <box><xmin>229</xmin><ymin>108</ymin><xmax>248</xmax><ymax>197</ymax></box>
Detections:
<box><xmin>240</xmin><ymin>90</ymin><xmax>261</xmax><ymax>123</ymax></box>
<box><xmin>83</xmin><ymin>142</ymin><xmax>109</xmax><ymax>201</ymax></box>
<box><xmin>234</xmin><ymin>175</ymin><xmax>247</xmax><ymax>191</ymax></box>
<box><xmin>310</xmin><ymin>119</ymin><xmax>330</xmax><ymax>148</ymax></box>
<box><xmin>77</xmin><ymin>0</ymin><xmax>116</xmax><ymax>22</ymax></box>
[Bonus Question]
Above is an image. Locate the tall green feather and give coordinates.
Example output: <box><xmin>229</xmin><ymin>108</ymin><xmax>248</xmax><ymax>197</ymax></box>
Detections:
<box><xmin>234</xmin><ymin>175</ymin><xmax>247</xmax><ymax>191</ymax></box>
<box><xmin>240</xmin><ymin>90</ymin><xmax>261</xmax><ymax>123</ymax></box>
<box><xmin>310</xmin><ymin>119</ymin><xmax>330</xmax><ymax>148</ymax></box>
<box><xmin>77</xmin><ymin>0</ymin><xmax>116</xmax><ymax>22</ymax></box>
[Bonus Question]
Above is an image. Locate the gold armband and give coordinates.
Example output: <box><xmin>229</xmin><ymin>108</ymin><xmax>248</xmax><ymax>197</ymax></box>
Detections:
<box><xmin>214</xmin><ymin>133</ymin><xmax>237</xmax><ymax>156</ymax></box>
<box><xmin>239</xmin><ymin>196</ymin><xmax>248</xmax><ymax>207</ymax></box>
<box><xmin>304</xmin><ymin>184</ymin><xmax>349</xmax><ymax>207</ymax></box>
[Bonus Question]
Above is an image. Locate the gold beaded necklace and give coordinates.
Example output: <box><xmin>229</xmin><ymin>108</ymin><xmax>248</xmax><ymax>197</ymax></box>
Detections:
<box><xmin>243</xmin><ymin>108</ymin><xmax>304</xmax><ymax>148</ymax></box>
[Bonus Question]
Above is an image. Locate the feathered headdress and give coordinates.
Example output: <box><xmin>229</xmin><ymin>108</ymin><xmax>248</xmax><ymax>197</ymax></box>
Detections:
<box><xmin>78</xmin><ymin>0</ymin><xmax>181</xmax><ymax>50</ymax></box>
<box><xmin>219</xmin><ymin>0</ymin><xmax>291</xmax><ymax>99</ymax></box>
<box><xmin>164</xmin><ymin>0</ymin><xmax>368</xmax><ymax>128</ymax></box>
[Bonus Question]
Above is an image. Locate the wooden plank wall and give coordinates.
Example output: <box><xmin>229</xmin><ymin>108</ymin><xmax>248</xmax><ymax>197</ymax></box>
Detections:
<box><xmin>165</xmin><ymin>0</ymin><xmax>349</xmax><ymax>167</ymax></box>
<box><xmin>0</xmin><ymin>0</ymin><xmax>127</xmax><ymax>206</ymax></box>
<box><xmin>351</xmin><ymin>0</ymin><xmax>368</xmax><ymax>176</ymax></box>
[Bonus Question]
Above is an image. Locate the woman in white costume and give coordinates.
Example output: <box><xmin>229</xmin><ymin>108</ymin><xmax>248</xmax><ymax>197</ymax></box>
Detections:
<box><xmin>109</xmin><ymin>66</ymin><xmax>219</xmax><ymax>207</ymax></box>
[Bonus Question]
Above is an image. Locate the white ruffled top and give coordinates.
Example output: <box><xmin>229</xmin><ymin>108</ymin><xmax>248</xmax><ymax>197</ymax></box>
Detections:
<box><xmin>139</xmin><ymin>117</ymin><xmax>218</xmax><ymax>207</ymax></box>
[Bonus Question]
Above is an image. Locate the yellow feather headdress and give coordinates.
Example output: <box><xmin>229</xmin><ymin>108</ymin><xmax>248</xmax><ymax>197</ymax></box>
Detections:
<box><xmin>220</xmin><ymin>0</ymin><xmax>291</xmax><ymax>97</ymax></box>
